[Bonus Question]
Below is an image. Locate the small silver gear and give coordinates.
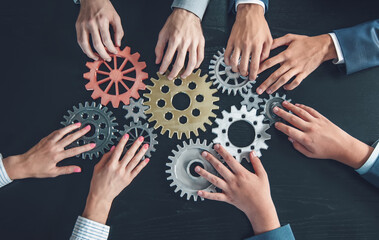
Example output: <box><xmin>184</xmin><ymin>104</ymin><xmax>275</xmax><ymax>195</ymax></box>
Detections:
<box><xmin>260</xmin><ymin>93</ymin><xmax>292</xmax><ymax>125</ymax></box>
<box><xmin>240</xmin><ymin>89</ymin><xmax>264</xmax><ymax>110</ymax></box>
<box><xmin>212</xmin><ymin>105</ymin><xmax>270</xmax><ymax>162</ymax></box>
<box><xmin>122</xmin><ymin>98</ymin><xmax>148</xmax><ymax>123</ymax></box>
<box><xmin>209</xmin><ymin>48</ymin><xmax>255</xmax><ymax>95</ymax></box>
<box><xmin>61</xmin><ymin>102</ymin><xmax>118</xmax><ymax>160</ymax></box>
<box><xmin>166</xmin><ymin>139</ymin><xmax>221</xmax><ymax>201</ymax></box>
<box><xmin>119</xmin><ymin>122</ymin><xmax>158</xmax><ymax>158</ymax></box>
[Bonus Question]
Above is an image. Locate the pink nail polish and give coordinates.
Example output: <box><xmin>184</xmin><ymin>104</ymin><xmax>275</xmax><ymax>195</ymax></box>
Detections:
<box><xmin>138</xmin><ymin>136</ymin><xmax>144</xmax><ymax>142</ymax></box>
<box><xmin>123</xmin><ymin>134</ymin><xmax>129</xmax><ymax>140</ymax></box>
<box><xmin>85</xmin><ymin>125</ymin><xmax>91</xmax><ymax>130</ymax></box>
<box><xmin>90</xmin><ymin>143</ymin><xmax>96</xmax><ymax>148</ymax></box>
<box><xmin>74</xmin><ymin>168</ymin><xmax>81</xmax><ymax>173</ymax></box>
<box><xmin>74</xmin><ymin>122</ymin><xmax>81</xmax><ymax>127</ymax></box>
<box><xmin>144</xmin><ymin>144</ymin><xmax>149</xmax><ymax>149</ymax></box>
<box><xmin>111</xmin><ymin>146</ymin><xmax>115</xmax><ymax>151</ymax></box>
<box><xmin>145</xmin><ymin>158</ymin><xmax>150</xmax><ymax>163</ymax></box>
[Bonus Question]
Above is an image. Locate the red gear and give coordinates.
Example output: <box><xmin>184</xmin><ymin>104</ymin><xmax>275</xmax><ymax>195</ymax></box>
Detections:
<box><xmin>83</xmin><ymin>46</ymin><xmax>148</xmax><ymax>108</ymax></box>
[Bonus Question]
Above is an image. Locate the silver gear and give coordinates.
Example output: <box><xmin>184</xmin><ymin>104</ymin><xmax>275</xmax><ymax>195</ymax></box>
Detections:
<box><xmin>166</xmin><ymin>139</ymin><xmax>221</xmax><ymax>201</ymax></box>
<box><xmin>61</xmin><ymin>102</ymin><xmax>118</xmax><ymax>160</ymax></box>
<box><xmin>260</xmin><ymin>93</ymin><xmax>292</xmax><ymax>125</ymax></box>
<box><xmin>119</xmin><ymin>122</ymin><xmax>158</xmax><ymax>158</ymax></box>
<box><xmin>240</xmin><ymin>89</ymin><xmax>264</xmax><ymax>110</ymax></box>
<box><xmin>209</xmin><ymin>48</ymin><xmax>255</xmax><ymax>95</ymax></box>
<box><xmin>122</xmin><ymin>98</ymin><xmax>148</xmax><ymax>123</ymax></box>
<box><xmin>212</xmin><ymin>105</ymin><xmax>270</xmax><ymax>162</ymax></box>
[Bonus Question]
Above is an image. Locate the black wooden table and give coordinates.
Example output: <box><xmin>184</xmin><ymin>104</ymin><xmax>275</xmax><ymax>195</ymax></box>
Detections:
<box><xmin>0</xmin><ymin>0</ymin><xmax>378</xmax><ymax>239</ymax></box>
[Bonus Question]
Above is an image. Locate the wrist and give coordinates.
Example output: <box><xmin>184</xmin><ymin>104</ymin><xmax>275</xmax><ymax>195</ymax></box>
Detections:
<box><xmin>2</xmin><ymin>155</ymin><xmax>28</xmax><ymax>180</ymax></box>
<box><xmin>319</xmin><ymin>34</ymin><xmax>337</xmax><ymax>62</ymax></box>
<box><xmin>82</xmin><ymin>194</ymin><xmax>113</xmax><ymax>225</ymax></box>
<box><xmin>172</xmin><ymin>8</ymin><xmax>201</xmax><ymax>22</ymax></box>
<box><xmin>245</xmin><ymin>200</ymin><xmax>281</xmax><ymax>235</ymax></box>
<box><xmin>336</xmin><ymin>136</ymin><xmax>374</xmax><ymax>169</ymax></box>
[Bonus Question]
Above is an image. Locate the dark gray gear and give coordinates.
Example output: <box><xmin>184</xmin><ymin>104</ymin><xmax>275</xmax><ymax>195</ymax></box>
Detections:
<box><xmin>119</xmin><ymin>122</ymin><xmax>158</xmax><ymax>158</ymax></box>
<box><xmin>123</xmin><ymin>98</ymin><xmax>148</xmax><ymax>123</ymax></box>
<box><xmin>260</xmin><ymin>93</ymin><xmax>292</xmax><ymax>125</ymax></box>
<box><xmin>61</xmin><ymin>102</ymin><xmax>118</xmax><ymax>160</ymax></box>
<box><xmin>166</xmin><ymin>139</ymin><xmax>222</xmax><ymax>201</ymax></box>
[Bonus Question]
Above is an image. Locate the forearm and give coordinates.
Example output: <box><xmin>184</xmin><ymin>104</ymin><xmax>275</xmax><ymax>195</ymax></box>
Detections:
<box><xmin>245</xmin><ymin>200</ymin><xmax>281</xmax><ymax>235</ymax></box>
<box><xmin>336</xmin><ymin>135</ymin><xmax>374</xmax><ymax>169</ymax></box>
<box><xmin>82</xmin><ymin>194</ymin><xmax>112</xmax><ymax>225</ymax></box>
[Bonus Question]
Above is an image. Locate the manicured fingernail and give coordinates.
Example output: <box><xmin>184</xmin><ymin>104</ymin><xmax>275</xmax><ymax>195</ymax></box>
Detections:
<box><xmin>267</xmin><ymin>89</ymin><xmax>272</xmax><ymax>94</ymax></box>
<box><xmin>138</xmin><ymin>136</ymin><xmax>144</xmax><ymax>142</ymax></box>
<box><xmin>257</xmin><ymin>88</ymin><xmax>263</xmax><ymax>94</ymax></box>
<box><xmin>123</xmin><ymin>134</ymin><xmax>129</xmax><ymax>140</ymax></box>
<box><xmin>273</xmin><ymin>106</ymin><xmax>279</xmax><ymax>113</ymax></box>
<box><xmin>111</xmin><ymin>146</ymin><xmax>115</xmax><ymax>151</ymax></box>
<box><xmin>145</xmin><ymin>158</ymin><xmax>150</xmax><ymax>163</ymax></box>
<box><xmin>214</xmin><ymin>144</ymin><xmax>220</xmax><ymax>150</ymax></box>
<box><xmin>201</xmin><ymin>151</ymin><xmax>208</xmax><ymax>157</ymax></box>
<box><xmin>198</xmin><ymin>191</ymin><xmax>203</xmax><ymax>196</ymax></box>
<box><xmin>90</xmin><ymin>143</ymin><xmax>96</xmax><ymax>148</ymax></box>
<box><xmin>288</xmin><ymin>137</ymin><xmax>294</xmax><ymax>143</ymax></box>
<box><xmin>252</xmin><ymin>151</ymin><xmax>257</xmax><ymax>157</ymax></box>
<box><xmin>74</xmin><ymin>122</ymin><xmax>81</xmax><ymax>127</ymax></box>
<box><xmin>74</xmin><ymin>168</ymin><xmax>81</xmax><ymax>173</ymax></box>
<box><xmin>283</xmin><ymin>101</ymin><xmax>289</xmax><ymax>105</ymax></box>
<box><xmin>85</xmin><ymin>125</ymin><xmax>91</xmax><ymax>130</ymax></box>
<box><xmin>295</xmin><ymin>103</ymin><xmax>300</xmax><ymax>106</ymax></box>
<box><xmin>143</xmin><ymin>144</ymin><xmax>149</xmax><ymax>149</ymax></box>
<box><xmin>195</xmin><ymin>166</ymin><xmax>201</xmax><ymax>172</ymax></box>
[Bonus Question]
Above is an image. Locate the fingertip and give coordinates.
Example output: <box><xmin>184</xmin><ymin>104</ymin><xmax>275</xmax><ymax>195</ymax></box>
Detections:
<box><xmin>145</xmin><ymin>158</ymin><xmax>150</xmax><ymax>164</ymax></box>
<box><xmin>90</xmin><ymin>143</ymin><xmax>96</xmax><ymax>148</ymax></box>
<box><xmin>74</xmin><ymin>167</ymin><xmax>81</xmax><ymax>173</ymax></box>
<box><xmin>288</xmin><ymin>137</ymin><xmax>294</xmax><ymax>143</ymax></box>
<box><xmin>214</xmin><ymin>144</ymin><xmax>220</xmax><ymax>150</ymax></box>
<box><xmin>197</xmin><ymin>190</ymin><xmax>204</xmax><ymax>196</ymax></box>
<box><xmin>195</xmin><ymin>166</ymin><xmax>201</xmax><ymax>172</ymax></box>
<box><xmin>74</xmin><ymin>122</ymin><xmax>81</xmax><ymax>127</ymax></box>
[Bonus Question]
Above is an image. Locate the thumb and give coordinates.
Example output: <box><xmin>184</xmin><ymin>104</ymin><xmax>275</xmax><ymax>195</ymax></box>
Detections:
<box><xmin>249</xmin><ymin>151</ymin><xmax>267</xmax><ymax>177</ymax></box>
<box><xmin>291</xmin><ymin>138</ymin><xmax>313</xmax><ymax>158</ymax></box>
<box><xmin>56</xmin><ymin>166</ymin><xmax>82</xmax><ymax>176</ymax></box>
<box><xmin>271</xmin><ymin>34</ymin><xmax>294</xmax><ymax>50</ymax></box>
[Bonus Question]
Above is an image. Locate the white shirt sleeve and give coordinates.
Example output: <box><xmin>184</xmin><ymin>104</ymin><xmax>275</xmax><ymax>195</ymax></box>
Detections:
<box><xmin>0</xmin><ymin>154</ymin><xmax>13</xmax><ymax>188</ymax></box>
<box><xmin>70</xmin><ymin>216</ymin><xmax>110</xmax><ymax>240</ymax></box>
<box><xmin>235</xmin><ymin>0</ymin><xmax>266</xmax><ymax>14</ymax></box>
<box><xmin>356</xmin><ymin>141</ymin><xmax>379</xmax><ymax>175</ymax></box>
<box><xmin>328</xmin><ymin>33</ymin><xmax>345</xmax><ymax>64</ymax></box>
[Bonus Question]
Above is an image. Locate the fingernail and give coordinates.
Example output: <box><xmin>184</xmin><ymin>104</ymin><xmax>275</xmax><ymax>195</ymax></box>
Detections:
<box><xmin>201</xmin><ymin>151</ymin><xmax>208</xmax><ymax>157</ymax></box>
<box><xmin>138</xmin><ymin>136</ymin><xmax>144</xmax><ymax>142</ymax></box>
<box><xmin>159</xmin><ymin>71</ymin><xmax>164</xmax><ymax>74</ymax></box>
<box><xmin>257</xmin><ymin>88</ymin><xmax>263</xmax><ymax>94</ymax></box>
<box><xmin>111</xmin><ymin>146</ymin><xmax>115</xmax><ymax>151</ymax></box>
<box><xmin>214</xmin><ymin>144</ymin><xmax>220</xmax><ymax>150</ymax></box>
<box><xmin>74</xmin><ymin>122</ymin><xmax>81</xmax><ymax>127</ymax></box>
<box><xmin>145</xmin><ymin>158</ymin><xmax>150</xmax><ymax>163</ymax></box>
<box><xmin>198</xmin><ymin>191</ymin><xmax>203</xmax><ymax>196</ymax></box>
<box><xmin>90</xmin><ymin>143</ymin><xmax>96</xmax><ymax>148</ymax></box>
<box><xmin>267</xmin><ymin>89</ymin><xmax>272</xmax><ymax>94</ymax></box>
<box><xmin>168</xmin><ymin>76</ymin><xmax>173</xmax><ymax>80</ymax></box>
<box><xmin>275</xmin><ymin>122</ymin><xmax>279</xmax><ymax>127</ymax></box>
<box><xmin>74</xmin><ymin>168</ymin><xmax>81</xmax><ymax>173</ymax></box>
<box><xmin>195</xmin><ymin>166</ymin><xmax>201</xmax><ymax>172</ymax></box>
<box><xmin>123</xmin><ymin>134</ymin><xmax>129</xmax><ymax>140</ymax></box>
<box><xmin>295</xmin><ymin>103</ymin><xmax>300</xmax><ymax>106</ymax></box>
<box><xmin>107</xmin><ymin>58</ymin><xmax>112</xmax><ymax>62</ymax></box>
<box><xmin>143</xmin><ymin>144</ymin><xmax>149</xmax><ymax>149</ymax></box>
<box><xmin>85</xmin><ymin>125</ymin><xmax>91</xmax><ymax>130</ymax></box>
<box><xmin>273</xmin><ymin>106</ymin><xmax>279</xmax><ymax>113</ymax></box>
<box><xmin>283</xmin><ymin>101</ymin><xmax>289</xmax><ymax>105</ymax></box>
<box><xmin>288</xmin><ymin>137</ymin><xmax>294</xmax><ymax>143</ymax></box>
<box><xmin>252</xmin><ymin>151</ymin><xmax>257</xmax><ymax>157</ymax></box>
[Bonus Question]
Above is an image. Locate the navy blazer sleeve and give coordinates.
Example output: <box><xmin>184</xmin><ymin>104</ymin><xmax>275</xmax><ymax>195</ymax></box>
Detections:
<box><xmin>245</xmin><ymin>224</ymin><xmax>295</xmax><ymax>240</ymax></box>
<box><xmin>229</xmin><ymin>0</ymin><xmax>269</xmax><ymax>13</ymax></box>
<box><xmin>333</xmin><ymin>20</ymin><xmax>379</xmax><ymax>74</ymax></box>
<box><xmin>361</xmin><ymin>153</ymin><xmax>379</xmax><ymax>188</ymax></box>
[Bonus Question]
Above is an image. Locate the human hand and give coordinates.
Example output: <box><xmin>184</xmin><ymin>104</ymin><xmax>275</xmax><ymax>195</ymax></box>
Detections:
<box><xmin>274</xmin><ymin>101</ymin><xmax>374</xmax><ymax>169</ymax></box>
<box><xmin>155</xmin><ymin>8</ymin><xmax>205</xmax><ymax>80</ymax></box>
<box><xmin>225</xmin><ymin>4</ymin><xmax>272</xmax><ymax>81</ymax></box>
<box><xmin>196</xmin><ymin>144</ymin><xmax>280</xmax><ymax>235</ymax></box>
<box><xmin>2</xmin><ymin>123</ymin><xmax>95</xmax><ymax>180</ymax></box>
<box><xmin>82</xmin><ymin>134</ymin><xmax>150</xmax><ymax>224</ymax></box>
<box><xmin>75</xmin><ymin>0</ymin><xmax>123</xmax><ymax>61</ymax></box>
<box><xmin>257</xmin><ymin>34</ymin><xmax>337</xmax><ymax>95</ymax></box>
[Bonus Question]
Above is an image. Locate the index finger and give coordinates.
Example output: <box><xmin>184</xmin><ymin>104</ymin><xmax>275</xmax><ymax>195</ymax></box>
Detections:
<box><xmin>50</xmin><ymin>123</ymin><xmax>82</xmax><ymax>142</ymax></box>
<box><xmin>213</xmin><ymin>144</ymin><xmax>244</xmax><ymax>174</ymax></box>
<box><xmin>111</xmin><ymin>134</ymin><xmax>130</xmax><ymax>162</ymax></box>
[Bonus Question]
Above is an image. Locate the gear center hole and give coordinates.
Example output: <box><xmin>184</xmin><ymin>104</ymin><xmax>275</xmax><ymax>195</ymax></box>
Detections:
<box><xmin>172</xmin><ymin>92</ymin><xmax>191</xmax><ymax>111</ymax></box>
<box><xmin>85</xmin><ymin>123</ymin><xmax>97</xmax><ymax>138</ymax></box>
<box><xmin>227</xmin><ymin>120</ymin><xmax>255</xmax><ymax>148</ymax></box>
<box><xmin>188</xmin><ymin>160</ymin><xmax>204</xmax><ymax>178</ymax></box>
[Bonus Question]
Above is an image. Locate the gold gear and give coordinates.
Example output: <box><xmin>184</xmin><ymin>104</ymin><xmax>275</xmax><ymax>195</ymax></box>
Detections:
<box><xmin>144</xmin><ymin>70</ymin><xmax>219</xmax><ymax>139</ymax></box>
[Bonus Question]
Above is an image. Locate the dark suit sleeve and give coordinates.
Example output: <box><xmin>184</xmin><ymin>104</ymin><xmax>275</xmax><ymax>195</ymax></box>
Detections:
<box><xmin>245</xmin><ymin>224</ymin><xmax>295</xmax><ymax>240</ymax></box>
<box><xmin>361</xmin><ymin>155</ymin><xmax>379</xmax><ymax>188</ymax></box>
<box><xmin>333</xmin><ymin>20</ymin><xmax>379</xmax><ymax>74</ymax></box>
<box><xmin>229</xmin><ymin>0</ymin><xmax>269</xmax><ymax>14</ymax></box>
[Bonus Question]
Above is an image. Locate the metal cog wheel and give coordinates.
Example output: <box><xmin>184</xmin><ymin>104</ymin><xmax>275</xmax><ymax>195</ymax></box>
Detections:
<box><xmin>144</xmin><ymin>70</ymin><xmax>219</xmax><ymax>139</ymax></box>
<box><xmin>84</xmin><ymin>46</ymin><xmax>148</xmax><ymax>108</ymax></box>
<box><xmin>240</xmin><ymin>89</ymin><xmax>264</xmax><ymax>110</ymax></box>
<box><xmin>119</xmin><ymin>122</ymin><xmax>158</xmax><ymax>158</ymax></box>
<box><xmin>166</xmin><ymin>139</ymin><xmax>222</xmax><ymax>201</ymax></box>
<box><xmin>260</xmin><ymin>93</ymin><xmax>292</xmax><ymax>125</ymax></box>
<box><xmin>61</xmin><ymin>102</ymin><xmax>118</xmax><ymax>160</ymax></box>
<box><xmin>212</xmin><ymin>105</ymin><xmax>270</xmax><ymax>162</ymax></box>
<box><xmin>209</xmin><ymin>48</ymin><xmax>255</xmax><ymax>95</ymax></box>
<box><xmin>123</xmin><ymin>98</ymin><xmax>148</xmax><ymax>122</ymax></box>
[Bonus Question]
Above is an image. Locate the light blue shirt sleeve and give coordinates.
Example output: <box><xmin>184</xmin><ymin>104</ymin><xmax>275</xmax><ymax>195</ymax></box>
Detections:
<box><xmin>171</xmin><ymin>0</ymin><xmax>210</xmax><ymax>20</ymax></box>
<box><xmin>356</xmin><ymin>140</ymin><xmax>379</xmax><ymax>175</ymax></box>
<box><xmin>70</xmin><ymin>216</ymin><xmax>110</xmax><ymax>240</ymax></box>
<box><xmin>0</xmin><ymin>154</ymin><xmax>13</xmax><ymax>188</ymax></box>
<box><xmin>73</xmin><ymin>0</ymin><xmax>80</xmax><ymax>4</ymax></box>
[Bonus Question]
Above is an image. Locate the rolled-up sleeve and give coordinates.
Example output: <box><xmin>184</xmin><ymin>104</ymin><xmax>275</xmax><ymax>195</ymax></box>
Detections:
<box><xmin>70</xmin><ymin>216</ymin><xmax>110</xmax><ymax>240</ymax></box>
<box><xmin>0</xmin><ymin>154</ymin><xmax>13</xmax><ymax>188</ymax></box>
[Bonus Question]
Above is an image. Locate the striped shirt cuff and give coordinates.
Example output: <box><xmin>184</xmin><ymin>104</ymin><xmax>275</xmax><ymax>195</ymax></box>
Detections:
<box><xmin>0</xmin><ymin>154</ymin><xmax>13</xmax><ymax>188</ymax></box>
<box><xmin>70</xmin><ymin>216</ymin><xmax>110</xmax><ymax>240</ymax></box>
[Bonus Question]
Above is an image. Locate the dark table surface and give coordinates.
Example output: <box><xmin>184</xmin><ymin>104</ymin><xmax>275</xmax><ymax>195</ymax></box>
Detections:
<box><xmin>0</xmin><ymin>0</ymin><xmax>379</xmax><ymax>239</ymax></box>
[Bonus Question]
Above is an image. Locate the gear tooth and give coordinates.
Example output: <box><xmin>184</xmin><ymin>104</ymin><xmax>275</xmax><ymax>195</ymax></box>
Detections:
<box><xmin>83</xmin><ymin>72</ymin><xmax>92</xmax><ymax>79</ymax></box>
<box><xmin>174</xmin><ymin>187</ymin><xmax>180</xmax><ymax>192</ymax></box>
<box><xmin>180</xmin><ymin>191</ymin><xmax>185</xmax><ymax>197</ymax></box>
